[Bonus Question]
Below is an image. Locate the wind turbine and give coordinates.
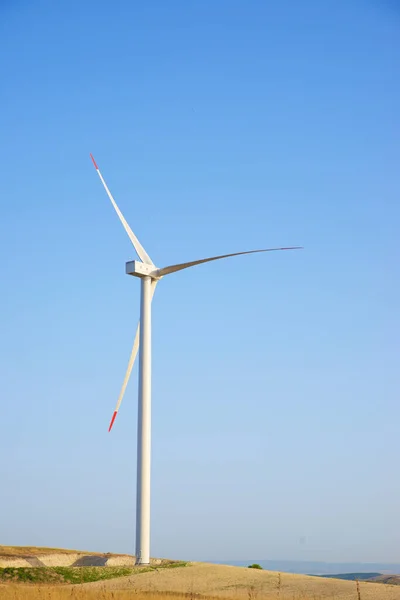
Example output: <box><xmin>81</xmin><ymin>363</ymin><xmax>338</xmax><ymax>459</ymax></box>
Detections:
<box><xmin>90</xmin><ymin>154</ymin><xmax>302</xmax><ymax>565</ymax></box>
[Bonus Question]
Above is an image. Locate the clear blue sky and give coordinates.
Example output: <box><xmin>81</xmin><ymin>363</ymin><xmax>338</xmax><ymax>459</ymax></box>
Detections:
<box><xmin>0</xmin><ymin>0</ymin><xmax>399</xmax><ymax>563</ymax></box>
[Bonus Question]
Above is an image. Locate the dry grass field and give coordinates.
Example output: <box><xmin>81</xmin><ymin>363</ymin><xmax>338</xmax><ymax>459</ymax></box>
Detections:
<box><xmin>2</xmin><ymin>548</ymin><xmax>400</xmax><ymax>600</ymax></box>
<box><xmin>2</xmin><ymin>562</ymin><xmax>400</xmax><ymax>600</ymax></box>
<box><xmin>86</xmin><ymin>562</ymin><xmax>400</xmax><ymax>599</ymax></box>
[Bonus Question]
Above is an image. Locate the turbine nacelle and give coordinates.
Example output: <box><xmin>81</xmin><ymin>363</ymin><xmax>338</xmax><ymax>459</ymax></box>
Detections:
<box><xmin>126</xmin><ymin>260</ymin><xmax>160</xmax><ymax>279</ymax></box>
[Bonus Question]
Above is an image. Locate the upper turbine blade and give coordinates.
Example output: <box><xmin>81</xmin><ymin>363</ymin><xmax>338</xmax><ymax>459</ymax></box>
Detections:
<box><xmin>108</xmin><ymin>280</ymin><xmax>158</xmax><ymax>432</ymax></box>
<box><xmin>155</xmin><ymin>247</ymin><xmax>303</xmax><ymax>277</ymax></box>
<box><xmin>90</xmin><ymin>154</ymin><xmax>153</xmax><ymax>266</ymax></box>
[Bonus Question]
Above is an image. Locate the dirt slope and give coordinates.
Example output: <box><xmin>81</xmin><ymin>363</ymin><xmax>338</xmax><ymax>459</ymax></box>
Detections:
<box><xmin>0</xmin><ymin>546</ymin><xmax>133</xmax><ymax>567</ymax></box>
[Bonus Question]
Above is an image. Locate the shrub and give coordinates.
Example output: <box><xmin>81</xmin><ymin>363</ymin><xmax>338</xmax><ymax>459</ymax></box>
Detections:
<box><xmin>248</xmin><ymin>564</ymin><xmax>263</xmax><ymax>570</ymax></box>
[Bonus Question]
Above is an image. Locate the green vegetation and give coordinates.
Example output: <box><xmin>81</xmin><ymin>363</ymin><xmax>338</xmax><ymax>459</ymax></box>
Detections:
<box><xmin>159</xmin><ymin>561</ymin><xmax>188</xmax><ymax>569</ymax></box>
<box><xmin>0</xmin><ymin>561</ymin><xmax>188</xmax><ymax>585</ymax></box>
<box><xmin>0</xmin><ymin>567</ymin><xmax>132</xmax><ymax>585</ymax></box>
<box><xmin>247</xmin><ymin>564</ymin><xmax>263</xmax><ymax>570</ymax></box>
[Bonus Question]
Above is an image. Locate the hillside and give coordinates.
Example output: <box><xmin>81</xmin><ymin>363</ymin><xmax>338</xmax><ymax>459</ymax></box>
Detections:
<box><xmin>2</xmin><ymin>547</ymin><xmax>400</xmax><ymax>599</ymax></box>
<box><xmin>222</xmin><ymin>559</ymin><xmax>400</xmax><ymax>575</ymax></box>
<box><xmin>371</xmin><ymin>575</ymin><xmax>400</xmax><ymax>585</ymax></box>
<box><xmin>85</xmin><ymin>561</ymin><xmax>400</xmax><ymax>599</ymax></box>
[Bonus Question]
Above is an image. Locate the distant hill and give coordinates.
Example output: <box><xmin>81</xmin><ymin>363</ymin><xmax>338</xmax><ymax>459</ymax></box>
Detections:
<box><xmin>318</xmin><ymin>572</ymin><xmax>382</xmax><ymax>581</ymax></box>
<box><xmin>214</xmin><ymin>559</ymin><xmax>400</xmax><ymax>576</ymax></box>
<box><xmin>371</xmin><ymin>575</ymin><xmax>400</xmax><ymax>586</ymax></box>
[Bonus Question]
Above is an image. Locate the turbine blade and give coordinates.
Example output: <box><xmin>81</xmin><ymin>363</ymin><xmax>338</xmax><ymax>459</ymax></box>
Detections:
<box><xmin>90</xmin><ymin>154</ymin><xmax>153</xmax><ymax>265</ymax></box>
<box><xmin>108</xmin><ymin>323</ymin><xmax>140</xmax><ymax>432</ymax></box>
<box><xmin>108</xmin><ymin>280</ymin><xmax>158</xmax><ymax>432</ymax></box>
<box><xmin>155</xmin><ymin>247</ymin><xmax>303</xmax><ymax>277</ymax></box>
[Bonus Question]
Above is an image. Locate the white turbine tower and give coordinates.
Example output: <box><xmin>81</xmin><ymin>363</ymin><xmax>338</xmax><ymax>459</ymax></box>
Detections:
<box><xmin>90</xmin><ymin>154</ymin><xmax>302</xmax><ymax>565</ymax></box>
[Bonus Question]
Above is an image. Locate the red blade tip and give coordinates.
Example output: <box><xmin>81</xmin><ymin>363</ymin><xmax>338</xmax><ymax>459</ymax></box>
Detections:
<box><xmin>108</xmin><ymin>411</ymin><xmax>118</xmax><ymax>432</ymax></box>
<box><xmin>90</xmin><ymin>153</ymin><xmax>99</xmax><ymax>170</ymax></box>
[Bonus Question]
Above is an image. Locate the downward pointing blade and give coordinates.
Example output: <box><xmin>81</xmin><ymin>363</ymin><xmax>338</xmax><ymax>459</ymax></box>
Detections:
<box><xmin>155</xmin><ymin>246</ymin><xmax>303</xmax><ymax>277</ymax></box>
<box><xmin>108</xmin><ymin>323</ymin><xmax>140</xmax><ymax>432</ymax></box>
<box><xmin>90</xmin><ymin>154</ymin><xmax>153</xmax><ymax>266</ymax></box>
<box><xmin>108</xmin><ymin>280</ymin><xmax>158</xmax><ymax>432</ymax></box>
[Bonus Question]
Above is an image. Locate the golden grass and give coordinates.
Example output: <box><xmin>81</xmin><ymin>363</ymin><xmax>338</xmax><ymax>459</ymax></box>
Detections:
<box><xmin>0</xmin><ymin>589</ymin><xmax>370</xmax><ymax>600</ymax></box>
<box><xmin>3</xmin><ymin>564</ymin><xmax>400</xmax><ymax>600</ymax></box>
<box><xmin>1</xmin><ymin>556</ymin><xmax>400</xmax><ymax>600</ymax></box>
<box><xmin>2</xmin><ymin>587</ymin><xmax>400</xmax><ymax>600</ymax></box>
<box><xmin>84</xmin><ymin>562</ymin><xmax>400</xmax><ymax>600</ymax></box>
